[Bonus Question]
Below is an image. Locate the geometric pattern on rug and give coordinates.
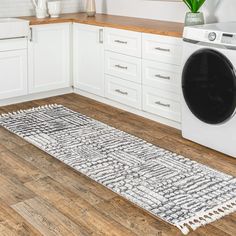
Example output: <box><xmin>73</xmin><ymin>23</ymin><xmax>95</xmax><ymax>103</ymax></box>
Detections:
<box><xmin>0</xmin><ymin>104</ymin><xmax>236</xmax><ymax>235</ymax></box>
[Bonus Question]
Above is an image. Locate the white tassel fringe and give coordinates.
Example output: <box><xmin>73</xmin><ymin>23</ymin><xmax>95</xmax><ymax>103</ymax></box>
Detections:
<box><xmin>176</xmin><ymin>197</ymin><xmax>236</xmax><ymax>235</ymax></box>
<box><xmin>0</xmin><ymin>104</ymin><xmax>61</xmax><ymax>118</ymax></box>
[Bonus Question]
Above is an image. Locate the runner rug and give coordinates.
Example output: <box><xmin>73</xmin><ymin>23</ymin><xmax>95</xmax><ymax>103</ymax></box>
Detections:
<box><xmin>0</xmin><ymin>104</ymin><xmax>236</xmax><ymax>234</ymax></box>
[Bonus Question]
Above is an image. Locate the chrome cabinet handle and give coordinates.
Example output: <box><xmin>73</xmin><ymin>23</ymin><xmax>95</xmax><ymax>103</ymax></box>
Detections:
<box><xmin>115</xmin><ymin>89</ymin><xmax>128</xmax><ymax>95</ymax></box>
<box><xmin>115</xmin><ymin>64</ymin><xmax>128</xmax><ymax>70</ymax></box>
<box><xmin>155</xmin><ymin>47</ymin><xmax>170</xmax><ymax>52</ymax></box>
<box><xmin>99</xmin><ymin>29</ymin><xmax>104</xmax><ymax>44</ymax></box>
<box><xmin>155</xmin><ymin>101</ymin><xmax>170</xmax><ymax>107</ymax></box>
<box><xmin>114</xmin><ymin>39</ymin><xmax>128</xmax><ymax>44</ymax></box>
<box><xmin>29</xmin><ymin>28</ymin><xmax>33</xmax><ymax>42</ymax></box>
<box><xmin>155</xmin><ymin>74</ymin><xmax>170</xmax><ymax>80</ymax></box>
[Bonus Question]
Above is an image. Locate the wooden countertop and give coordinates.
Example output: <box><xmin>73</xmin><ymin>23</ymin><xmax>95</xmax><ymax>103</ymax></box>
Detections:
<box><xmin>21</xmin><ymin>13</ymin><xmax>184</xmax><ymax>38</ymax></box>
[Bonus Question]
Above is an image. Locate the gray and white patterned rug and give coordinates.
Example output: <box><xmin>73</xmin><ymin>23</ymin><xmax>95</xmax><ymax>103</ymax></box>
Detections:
<box><xmin>0</xmin><ymin>104</ymin><xmax>236</xmax><ymax>234</ymax></box>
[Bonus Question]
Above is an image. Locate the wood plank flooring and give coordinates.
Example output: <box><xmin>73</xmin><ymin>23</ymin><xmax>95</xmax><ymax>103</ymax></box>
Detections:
<box><xmin>0</xmin><ymin>93</ymin><xmax>235</xmax><ymax>236</ymax></box>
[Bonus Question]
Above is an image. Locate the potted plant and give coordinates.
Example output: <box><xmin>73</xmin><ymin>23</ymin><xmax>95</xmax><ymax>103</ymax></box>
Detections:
<box><xmin>183</xmin><ymin>0</ymin><xmax>206</xmax><ymax>26</ymax></box>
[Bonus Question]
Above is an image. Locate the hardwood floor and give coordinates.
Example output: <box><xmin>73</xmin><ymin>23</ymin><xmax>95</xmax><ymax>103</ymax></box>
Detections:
<box><xmin>0</xmin><ymin>93</ymin><xmax>235</xmax><ymax>236</ymax></box>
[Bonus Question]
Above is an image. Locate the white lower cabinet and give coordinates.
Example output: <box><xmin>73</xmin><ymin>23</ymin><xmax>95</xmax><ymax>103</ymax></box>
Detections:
<box><xmin>102</xmin><ymin>27</ymin><xmax>182</xmax><ymax>125</ymax></box>
<box><xmin>73</xmin><ymin>23</ymin><xmax>105</xmax><ymax>97</ymax></box>
<box><xmin>141</xmin><ymin>33</ymin><xmax>182</xmax><ymax>123</ymax></box>
<box><xmin>142</xmin><ymin>85</ymin><xmax>181</xmax><ymax>122</ymax></box>
<box><xmin>28</xmin><ymin>23</ymin><xmax>71</xmax><ymax>93</ymax></box>
<box><xmin>105</xmin><ymin>75</ymin><xmax>142</xmax><ymax>109</ymax></box>
<box><xmin>0</xmin><ymin>49</ymin><xmax>27</xmax><ymax>99</ymax></box>
<box><xmin>0</xmin><ymin>20</ymin><xmax>182</xmax><ymax>128</ymax></box>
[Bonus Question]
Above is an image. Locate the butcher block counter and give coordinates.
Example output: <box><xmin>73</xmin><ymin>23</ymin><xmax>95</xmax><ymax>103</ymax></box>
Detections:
<box><xmin>21</xmin><ymin>13</ymin><xmax>184</xmax><ymax>38</ymax></box>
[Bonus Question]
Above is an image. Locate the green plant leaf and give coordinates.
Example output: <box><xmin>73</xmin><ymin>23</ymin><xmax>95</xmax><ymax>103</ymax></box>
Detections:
<box><xmin>183</xmin><ymin>0</ymin><xmax>193</xmax><ymax>11</ymax></box>
<box><xmin>197</xmin><ymin>0</ymin><xmax>206</xmax><ymax>12</ymax></box>
<box><xmin>183</xmin><ymin>0</ymin><xmax>206</xmax><ymax>13</ymax></box>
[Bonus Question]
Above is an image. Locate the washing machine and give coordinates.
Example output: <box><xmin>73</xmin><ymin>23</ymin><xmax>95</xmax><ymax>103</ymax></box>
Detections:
<box><xmin>181</xmin><ymin>22</ymin><xmax>236</xmax><ymax>158</ymax></box>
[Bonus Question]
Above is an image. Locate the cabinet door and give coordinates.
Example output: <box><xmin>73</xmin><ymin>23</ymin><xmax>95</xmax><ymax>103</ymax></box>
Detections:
<box><xmin>0</xmin><ymin>50</ymin><xmax>27</xmax><ymax>100</ymax></box>
<box><xmin>28</xmin><ymin>23</ymin><xmax>71</xmax><ymax>93</ymax></box>
<box><xmin>73</xmin><ymin>23</ymin><xmax>104</xmax><ymax>97</ymax></box>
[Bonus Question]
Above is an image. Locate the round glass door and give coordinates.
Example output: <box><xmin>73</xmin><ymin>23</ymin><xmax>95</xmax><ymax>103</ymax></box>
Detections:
<box><xmin>182</xmin><ymin>49</ymin><xmax>236</xmax><ymax>124</ymax></box>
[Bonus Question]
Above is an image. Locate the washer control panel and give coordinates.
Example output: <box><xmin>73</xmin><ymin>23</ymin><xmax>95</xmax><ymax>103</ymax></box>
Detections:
<box><xmin>221</xmin><ymin>33</ymin><xmax>236</xmax><ymax>45</ymax></box>
<box><xmin>184</xmin><ymin>26</ymin><xmax>236</xmax><ymax>48</ymax></box>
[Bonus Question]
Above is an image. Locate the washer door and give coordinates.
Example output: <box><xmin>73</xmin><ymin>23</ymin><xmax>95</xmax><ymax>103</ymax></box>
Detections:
<box><xmin>182</xmin><ymin>49</ymin><xmax>236</xmax><ymax>124</ymax></box>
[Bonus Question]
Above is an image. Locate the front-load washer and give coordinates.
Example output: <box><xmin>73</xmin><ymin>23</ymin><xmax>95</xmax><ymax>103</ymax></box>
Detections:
<box><xmin>181</xmin><ymin>22</ymin><xmax>236</xmax><ymax>157</ymax></box>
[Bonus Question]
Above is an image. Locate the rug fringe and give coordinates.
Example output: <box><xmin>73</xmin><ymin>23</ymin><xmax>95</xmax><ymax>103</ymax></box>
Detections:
<box><xmin>0</xmin><ymin>104</ymin><xmax>61</xmax><ymax>118</ymax></box>
<box><xmin>176</xmin><ymin>197</ymin><xmax>236</xmax><ymax>235</ymax></box>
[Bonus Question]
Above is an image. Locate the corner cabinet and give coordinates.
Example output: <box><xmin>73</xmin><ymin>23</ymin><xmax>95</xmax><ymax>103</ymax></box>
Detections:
<box><xmin>28</xmin><ymin>23</ymin><xmax>71</xmax><ymax>94</ymax></box>
<box><xmin>73</xmin><ymin>23</ymin><xmax>105</xmax><ymax>97</ymax></box>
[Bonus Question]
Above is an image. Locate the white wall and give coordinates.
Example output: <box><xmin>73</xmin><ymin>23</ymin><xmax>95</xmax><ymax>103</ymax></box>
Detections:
<box><xmin>0</xmin><ymin>0</ymin><xmax>82</xmax><ymax>17</ymax></box>
<box><xmin>95</xmin><ymin>0</ymin><xmax>236</xmax><ymax>23</ymax></box>
<box><xmin>0</xmin><ymin>0</ymin><xmax>235</xmax><ymax>24</ymax></box>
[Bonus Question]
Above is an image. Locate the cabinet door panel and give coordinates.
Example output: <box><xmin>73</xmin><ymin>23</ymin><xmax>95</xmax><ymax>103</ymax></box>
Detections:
<box><xmin>105</xmin><ymin>51</ymin><xmax>141</xmax><ymax>83</ymax></box>
<box><xmin>142</xmin><ymin>33</ymin><xmax>182</xmax><ymax>65</ymax></box>
<box><xmin>73</xmin><ymin>23</ymin><xmax>104</xmax><ymax>97</ymax></box>
<box><xmin>105</xmin><ymin>75</ymin><xmax>142</xmax><ymax>109</ymax></box>
<box><xmin>142</xmin><ymin>59</ymin><xmax>180</xmax><ymax>92</ymax></box>
<box><xmin>28</xmin><ymin>23</ymin><xmax>71</xmax><ymax>93</ymax></box>
<box><xmin>104</xmin><ymin>28</ymin><xmax>141</xmax><ymax>57</ymax></box>
<box><xmin>0</xmin><ymin>50</ymin><xmax>27</xmax><ymax>99</ymax></box>
<box><xmin>142</xmin><ymin>85</ymin><xmax>181</xmax><ymax>122</ymax></box>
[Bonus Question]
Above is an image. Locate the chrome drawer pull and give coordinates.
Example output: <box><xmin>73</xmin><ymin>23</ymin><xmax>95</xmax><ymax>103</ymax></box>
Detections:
<box><xmin>155</xmin><ymin>74</ymin><xmax>170</xmax><ymax>80</ymax></box>
<box><xmin>114</xmin><ymin>40</ymin><xmax>128</xmax><ymax>44</ymax></box>
<box><xmin>155</xmin><ymin>47</ymin><xmax>171</xmax><ymax>52</ymax></box>
<box><xmin>155</xmin><ymin>101</ymin><xmax>170</xmax><ymax>107</ymax></box>
<box><xmin>115</xmin><ymin>64</ymin><xmax>128</xmax><ymax>70</ymax></box>
<box><xmin>115</xmin><ymin>89</ymin><xmax>128</xmax><ymax>95</ymax></box>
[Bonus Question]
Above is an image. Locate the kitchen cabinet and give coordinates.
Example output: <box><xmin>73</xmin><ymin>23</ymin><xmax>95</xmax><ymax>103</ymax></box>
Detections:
<box><xmin>28</xmin><ymin>23</ymin><xmax>71</xmax><ymax>93</ymax></box>
<box><xmin>104</xmin><ymin>28</ymin><xmax>142</xmax><ymax>109</ymax></box>
<box><xmin>0</xmin><ymin>39</ymin><xmax>27</xmax><ymax>100</ymax></box>
<box><xmin>0</xmin><ymin>15</ymin><xmax>183</xmax><ymax>128</ymax></box>
<box><xmin>73</xmin><ymin>23</ymin><xmax>105</xmax><ymax>97</ymax></box>
<box><xmin>141</xmin><ymin>33</ymin><xmax>182</xmax><ymax>122</ymax></box>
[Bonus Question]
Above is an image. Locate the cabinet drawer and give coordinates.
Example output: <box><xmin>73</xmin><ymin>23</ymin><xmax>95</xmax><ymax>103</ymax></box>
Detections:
<box><xmin>105</xmin><ymin>28</ymin><xmax>141</xmax><ymax>57</ymax></box>
<box><xmin>142</xmin><ymin>33</ymin><xmax>182</xmax><ymax>65</ymax></box>
<box><xmin>0</xmin><ymin>38</ymin><xmax>27</xmax><ymax>52</ymax></box>
<box><xmin>142</xmin><ymin>59</ymin><xmax>180</xmax><ymax>93</ymax></box>
<box><xmin>143</xmin><ymin>86</ymin><xmax>181</xmax><ymax>122</ymax></box>
<box><xmin>105</xmin><ymin>75</ymin><xmax>142</xmax><ymax>109</ymax></box>
<box><xmin>105</xmin><ymin>51</ymin><xmax>141</xmax><ymax>83</ymax></box>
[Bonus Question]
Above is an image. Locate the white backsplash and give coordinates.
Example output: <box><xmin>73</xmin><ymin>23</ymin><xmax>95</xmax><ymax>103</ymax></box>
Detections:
<box><xmin>0</xmin><ymin>0</ymin><xmax>84</xmax><ymax>17</ymax></box>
